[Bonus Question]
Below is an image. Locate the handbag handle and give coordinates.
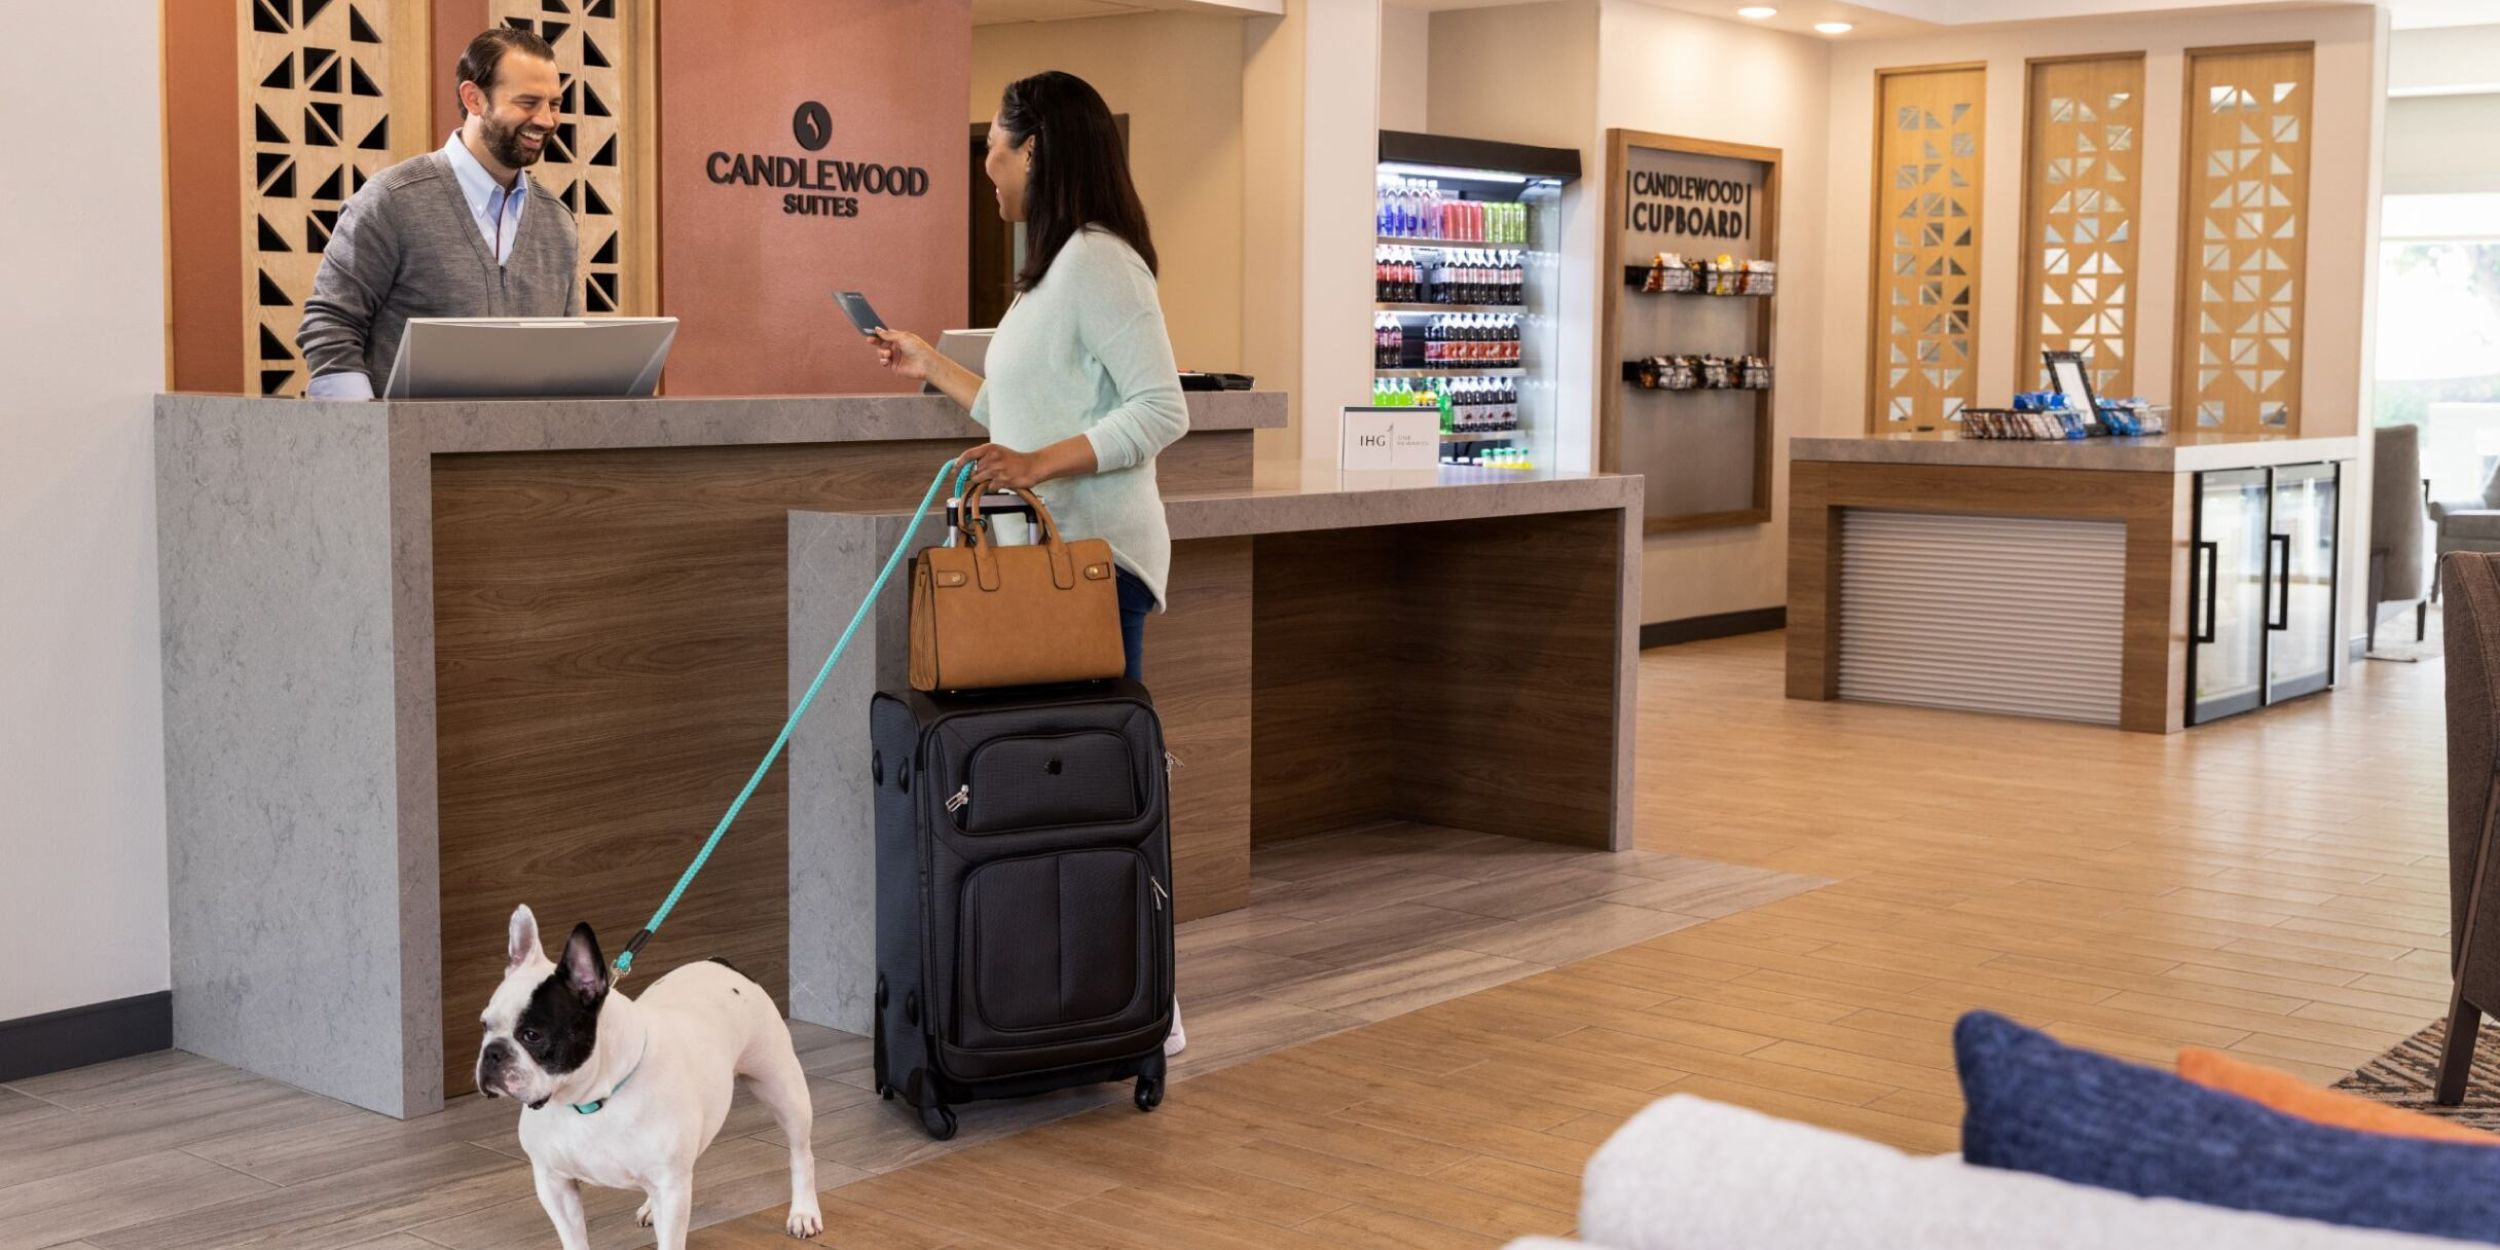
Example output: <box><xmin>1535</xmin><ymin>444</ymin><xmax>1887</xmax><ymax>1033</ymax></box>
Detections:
<box><xmin>956</xmin><ymin>484</ymin><xmax>1069</xmax><ymax>550</ymax></box>
<box><xmin>955</xmin><ymin>483</ymin><xmax>1078</xmax><ymax>591</ymax></box>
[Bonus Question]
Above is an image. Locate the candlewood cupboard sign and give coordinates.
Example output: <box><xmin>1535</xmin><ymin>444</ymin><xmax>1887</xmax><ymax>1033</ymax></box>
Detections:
<box><xmin>703</xmin><ymin>101</ymin><xmax>933</xmax><ymax>219</ymax></box>
<box><xmin>1625</xmin><ymin>169</ymin><xmax>1755</xmax><ymax>241</ymax></box>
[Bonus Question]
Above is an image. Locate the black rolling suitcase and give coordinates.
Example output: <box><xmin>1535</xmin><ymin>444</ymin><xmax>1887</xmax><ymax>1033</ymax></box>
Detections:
<box><xmin>869</xmin><ymin>679</ymin><xmax>1175</xmax><ymax>1140</ymax></box>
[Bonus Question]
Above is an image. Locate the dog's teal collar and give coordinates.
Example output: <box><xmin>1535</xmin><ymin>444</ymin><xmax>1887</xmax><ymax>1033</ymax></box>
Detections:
<box><xmin>570</xmin><ymin>1039</ymin><xmax>647</xmax><ymax>1115</ymax></box>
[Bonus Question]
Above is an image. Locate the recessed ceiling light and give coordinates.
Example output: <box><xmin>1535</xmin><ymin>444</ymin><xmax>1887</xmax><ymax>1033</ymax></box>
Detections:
<box><xmin>1814</xmin><ymin>20</ymin><xmax>1854</xmax><ymax>33</ymax></box>
<box><xmin>1737</xmin><ymin>6</ymin><xmax>1778</xmax><ymax>17</ymax></box>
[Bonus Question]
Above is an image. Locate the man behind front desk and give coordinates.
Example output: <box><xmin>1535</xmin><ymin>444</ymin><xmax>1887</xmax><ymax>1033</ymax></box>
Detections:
<box><xmin>298</xmin><ymin>27</ymin><xmax>580</xmax><ymax>399</ymax></box>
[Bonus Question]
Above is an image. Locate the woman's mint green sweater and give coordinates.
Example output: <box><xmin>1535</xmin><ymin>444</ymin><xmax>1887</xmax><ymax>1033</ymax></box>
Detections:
<box><xmin>970</xmin><ymin>227</ymin><xmax>1191</xmax><ymax>609</ymax></box>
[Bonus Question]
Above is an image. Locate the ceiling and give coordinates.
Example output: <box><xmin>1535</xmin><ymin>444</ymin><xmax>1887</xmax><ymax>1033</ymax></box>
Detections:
<box><xmin>970</xmin><ymin>0</ymin><xmax>1280</xmax><ymax>24</ymax></box>
<box><xmin>1544</xmin><ymin>0</ymin><xmax>1938</xmax><ymax>37</ymax></box>
<box><xmin>976</xmin><ymin>0</ymin><xmax>2500</xmax><ymax>34</ymax></box>
<box><xmin>2389</xmin><ymin>0</ymin><xmax>2500</xmax><ymax>30</ymax></box>
<box><xmin>1392</xmin><ymin>0</ymin><xmax>2500</xmax><ymax>35</ymax></box>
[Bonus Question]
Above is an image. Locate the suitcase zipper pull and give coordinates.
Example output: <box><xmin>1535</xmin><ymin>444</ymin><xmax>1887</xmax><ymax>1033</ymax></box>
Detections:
<box><xmin>1151</xmin><ymin>876</ymin><xmax>1169</xmax><ymax>911</ymax></box>
<box><xmin>944</xmin><ymin>785</ymin><xmax>970</xmax><ymax>814</ymax></box>
<box><xmin>1165</xmin><ymin>751</ymin><xmax>1183</xmax><ymax>773</ymax></box>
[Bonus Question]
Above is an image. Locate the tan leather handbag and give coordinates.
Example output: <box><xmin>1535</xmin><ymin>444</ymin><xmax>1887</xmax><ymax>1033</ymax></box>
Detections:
<box><xmin>909</xmin><ymin>486</ymin><xmax>1124</xmax><ymax>692</ymax></box>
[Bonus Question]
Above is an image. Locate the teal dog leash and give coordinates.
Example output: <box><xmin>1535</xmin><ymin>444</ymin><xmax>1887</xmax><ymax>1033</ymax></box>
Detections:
<box><xmin>610</xmin><ymin>459</ymin><xmax>975</xmax><ymax>980</ymax></box>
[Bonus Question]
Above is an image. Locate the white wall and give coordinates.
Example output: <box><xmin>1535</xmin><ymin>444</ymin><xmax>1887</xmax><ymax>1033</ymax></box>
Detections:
<box><xmin>0</xmin><ymin>0</ymin><xmax>169</xmax><ymax>1019</ymax></box>
<box><xmin>2390</xmin><ymin>22</ymin><xmax>2500</xmax><ymax>95</ymax></box>
<box><xmin>1304</xmin><ymin>0</ymin><xmax>1388</xmax><ymax>460</ymax></box>
<box><xmin>1379</xmin><ymin>4</ymin><xmax>1430</xmax><ymax>133</ymax></box>
<box><xmin>1243</xmin><ymin>0</ymin><xmax>1384</xmax><ymax>462</ymax></box>
<box><xmin>2385</xmin><ymin>95</ymin><xmax>2500</xmax><ymax>194</ymax></box>
<box><xmin>1598</xmin><ymin>1</ymin><xmax>1833</xmax><ymax>623</ymax></box>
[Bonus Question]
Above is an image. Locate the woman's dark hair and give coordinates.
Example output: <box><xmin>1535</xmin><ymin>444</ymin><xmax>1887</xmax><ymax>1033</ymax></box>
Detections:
<box><xmin>997</xmin><ymin>71</ymin><xmax>1157</xmax><ymax>293</ymax></box>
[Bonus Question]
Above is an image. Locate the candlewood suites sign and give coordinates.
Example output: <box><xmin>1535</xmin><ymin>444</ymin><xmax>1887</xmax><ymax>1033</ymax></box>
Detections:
<box><xmin>704</xmin><ymin>101</ymin><xmax>933</xmax><ymax>219</ymax></box>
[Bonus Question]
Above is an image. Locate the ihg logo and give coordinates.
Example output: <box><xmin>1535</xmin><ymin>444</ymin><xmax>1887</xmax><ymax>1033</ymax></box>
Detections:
<box><xmin>1357</xmin><ymin>434</ymin><xmax>1389</xmax><ymax>448</ymax></box>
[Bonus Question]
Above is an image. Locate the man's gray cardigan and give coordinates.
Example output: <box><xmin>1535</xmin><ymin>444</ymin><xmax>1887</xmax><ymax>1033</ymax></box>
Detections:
<box><xmin>297</xmin><ymin>148</ymin><xmax>581</xmax><ymax>390</ymax></box>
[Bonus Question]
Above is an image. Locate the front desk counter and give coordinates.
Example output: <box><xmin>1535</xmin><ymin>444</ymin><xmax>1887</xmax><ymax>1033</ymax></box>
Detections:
<box><xmin>155</xmin><ymin>391</ymin><xmax>1640</xmax><ymax>1117</ymax></box>
<box><xmin>786</xmin><ymin>461</ymin><xmax>1644</xmax><ymax>1037</ymax></box>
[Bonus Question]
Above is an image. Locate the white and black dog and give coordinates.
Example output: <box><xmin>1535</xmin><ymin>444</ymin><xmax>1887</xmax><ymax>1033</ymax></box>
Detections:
<box><xmin>476</xmin><ymin>905</ymin><xmax>823</xmax><ymax>1248</ymax></box>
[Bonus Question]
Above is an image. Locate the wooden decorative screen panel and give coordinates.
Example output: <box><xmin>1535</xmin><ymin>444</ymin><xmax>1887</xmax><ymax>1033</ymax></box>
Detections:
<box><xmin>2178</xmin><ymin>45</ymin><xmax>2313</xmax><ymax>433</ymax></box>
<box><xmin>1870</xmin><ymin>66</ymin><xmax>1985</xmax><ymax>430</ymax></box>
<box><xmin>2019</xmin><ymin>55</ymin><xmax>2145</xmax><ymax>397</ymax></box>
<box><xmin>238</xmin><ymin>0</ymin><xmax>424</xmax><ymax>397</ymax></box>
<box><xmin>488</xmin><ymin>0</ymin><xmax>639</xmax><ymax>316</ymax></box>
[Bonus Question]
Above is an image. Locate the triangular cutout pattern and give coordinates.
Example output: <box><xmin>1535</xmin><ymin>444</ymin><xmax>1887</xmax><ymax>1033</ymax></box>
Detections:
<box><xmin>1876</xmin><ymin>66</ymin><xmax>1983</xmax><ymax>423</ymax></box>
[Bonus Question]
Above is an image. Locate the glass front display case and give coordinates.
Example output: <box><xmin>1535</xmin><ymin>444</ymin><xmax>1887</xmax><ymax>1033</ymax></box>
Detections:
<box><xmin>1374</xmin><ymin>132</ymin><xmax>1579</xmax><ymax>471</ymax></box>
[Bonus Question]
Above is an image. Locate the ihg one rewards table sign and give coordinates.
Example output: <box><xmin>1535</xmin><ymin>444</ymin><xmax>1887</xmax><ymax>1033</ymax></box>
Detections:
<box><xmin>1342</xmin><ymin>405</ymin><xmax>1442</xmax><ymax>472</ymax></box>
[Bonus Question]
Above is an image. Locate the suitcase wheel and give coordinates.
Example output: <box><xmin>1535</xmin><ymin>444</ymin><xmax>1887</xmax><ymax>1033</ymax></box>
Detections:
<box><xmin>919</xmin><ymin>1098</ymin><xmax>959</xmax><ymax>1141</ymax></box>
<box><xmin>1133</xmin><ymin>1074</ymin><xmax>1162</xmax><ymax>1113</ymax></box>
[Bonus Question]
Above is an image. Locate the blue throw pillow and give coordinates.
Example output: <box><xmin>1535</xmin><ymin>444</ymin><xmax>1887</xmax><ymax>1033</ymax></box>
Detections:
<box><xmin>1956</xmin><ymin>1010</ymin><xmax>2500</xmax><ymax>1244</ymax></box>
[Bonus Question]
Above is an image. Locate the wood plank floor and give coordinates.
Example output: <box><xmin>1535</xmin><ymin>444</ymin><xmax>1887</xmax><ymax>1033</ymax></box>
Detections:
<box><xmin>0</xmin><ymin>798</ymin><xmax>1818</xmax><ymax>1248</ymax></box>
<box><xmin>3</xmin><ymin>629</ymin><xmax>2451</xmax><ymax>1248</ymax></box>
<box><xmin>705</xmin><ymin>629</ymin><xmax>2451</xmax><ymax>1248</ymax></box>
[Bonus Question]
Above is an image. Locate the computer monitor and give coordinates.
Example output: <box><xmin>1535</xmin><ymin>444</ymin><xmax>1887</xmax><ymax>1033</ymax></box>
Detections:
<box><xmin>937</xmin><ymin>329</ymin><xmax>992</xmax><ymax>375</ymax></box>
<box><xmin>917</xmin><ymin>329</ymin><xmax>993</xmax><ymax>398</ymax></box>
<box><xmin>380</xmin><ymin>317</ymin><xmax>676</xmax><ymax>399</ymax></box>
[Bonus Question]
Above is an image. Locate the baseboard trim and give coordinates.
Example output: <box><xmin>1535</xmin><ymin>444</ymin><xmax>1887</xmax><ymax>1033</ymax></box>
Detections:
<box><xmin>1642</xmin><ymin>607</ymin><xmax>1786</xmax><ymax>649</ymax></box>
<box><xmin>0</xmin><ymin>991</ymin><xmax>171</xmax><ymax>1083</ymax></box>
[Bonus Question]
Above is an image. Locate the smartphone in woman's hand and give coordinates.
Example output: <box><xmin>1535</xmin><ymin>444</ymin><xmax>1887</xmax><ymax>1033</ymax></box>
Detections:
<box><xmin>834</xmin><ymin>291</ymin><xmax>887</xmax><ymax>336</ymax></box>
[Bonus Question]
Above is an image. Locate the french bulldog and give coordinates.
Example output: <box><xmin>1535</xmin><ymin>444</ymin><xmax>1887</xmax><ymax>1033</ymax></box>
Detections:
<box><xmin>477</xmin><ymin>905</ymin><xmax>824</xmax><ymax>1248</ymax></box>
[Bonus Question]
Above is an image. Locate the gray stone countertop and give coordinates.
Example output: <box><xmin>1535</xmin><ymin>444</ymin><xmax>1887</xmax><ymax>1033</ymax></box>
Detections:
<box><xmin>1159</xmin><ymin>462</ymin><xmax>1641</xmax><ymax>538</ymax></box>
<box><xmin>156</xmin><ymin>389</ymin><xmax>1284</xmax><ymax>455</ymax></box>
<box><xmin>1790</xmin><ymin>430</ymin><xmax>2360</xmax><ymax>473</ymax></box>
<box><xmin>799</xmin><ymin>462</ymin><xmax>1642</xmax><ymax>538</ymax></box>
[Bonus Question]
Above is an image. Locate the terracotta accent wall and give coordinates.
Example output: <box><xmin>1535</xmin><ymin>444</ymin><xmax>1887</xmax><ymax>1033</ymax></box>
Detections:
<box><xmin>658</xmin><ymin>0</ymin><xmax>970</xmax><ymax>394</ymax></box>
<box><xmin>432</xmin><ymin>0</ymin><xmax>490</xmax><ymax>140</ymax></box>
<box><xmin>164</xmin><ymin>0</ymin><xmax>240</xmax><ymax>393</ymax></box>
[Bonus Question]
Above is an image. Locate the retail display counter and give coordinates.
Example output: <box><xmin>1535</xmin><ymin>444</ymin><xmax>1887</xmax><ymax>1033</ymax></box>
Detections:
<box><xmin>1786</xmin><ymin>431</ymin><xmax>2359</xmax><ymax>734</ymax></box>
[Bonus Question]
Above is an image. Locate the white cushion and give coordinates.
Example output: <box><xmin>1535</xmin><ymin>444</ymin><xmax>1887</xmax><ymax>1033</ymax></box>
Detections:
<box><xmin>1569</xmin><ymin>1095</ymin><xmax>2476</xmax><ymax>1250</ymax></box>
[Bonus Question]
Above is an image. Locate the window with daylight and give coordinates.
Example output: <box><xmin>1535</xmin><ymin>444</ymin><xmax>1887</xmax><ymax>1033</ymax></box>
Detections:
<box><xmin>2178</xmin><ymin>44</ymin><xmax>2313</xmax><ymax>434</ymax></box>
<box><xmin>1870</xmin><ymin>65</ymin><xmax>1986</xmax><ymax>431</ymax></box>
<box><xmin>2376</xmin><ymin>194</ymin><xmax>2500</xmax><ymax>500</ymax></box>
<box><xmin>2019</xmin><ymin>54</ymin><xmax>2145</xmax><ymax>398</ymax></box>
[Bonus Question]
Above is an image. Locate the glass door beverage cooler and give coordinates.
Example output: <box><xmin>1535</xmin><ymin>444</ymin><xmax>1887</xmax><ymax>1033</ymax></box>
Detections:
<box><xmin>1374</xmin><ymin>132</ymin><xmax>1580</xmax><ymax>470</ymax></box>
<box><xmin>2188</xmin><ymin>462</ymin><xmax>2341</xmax><ymax>725</ymax></box>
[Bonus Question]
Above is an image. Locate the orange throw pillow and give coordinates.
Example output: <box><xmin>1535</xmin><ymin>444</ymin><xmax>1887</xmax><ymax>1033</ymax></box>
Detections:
<box><xmin>2178</xmin><ymin>1047</ymin><xmax>2499</xmax><ymax>1145</ymax></box>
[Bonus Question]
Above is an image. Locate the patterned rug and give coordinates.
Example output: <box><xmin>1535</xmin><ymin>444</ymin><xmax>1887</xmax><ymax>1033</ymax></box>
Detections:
<box><xmin>2363</xmin><ymin>601</ymin><xmax>2443</xmax><ymax>663</ymax></box>
<box><xmin>2333</xmin><ymin>1018</ymin><xmax>2500</xmax><ymax>1131</ymax></box>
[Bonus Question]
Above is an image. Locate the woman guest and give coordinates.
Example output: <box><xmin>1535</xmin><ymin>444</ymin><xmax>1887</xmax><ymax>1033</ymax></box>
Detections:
<box><xmin>871</xmin><ymin>69</ymin><xmax>1190</xmax><ymax>1055</ymax></box>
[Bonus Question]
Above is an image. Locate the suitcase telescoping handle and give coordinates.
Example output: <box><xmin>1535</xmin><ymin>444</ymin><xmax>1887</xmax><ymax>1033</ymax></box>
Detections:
<box><xmin>614</xmin><ymin>460</ymin><xmax>978</xmax><ymax>980</ymax></box>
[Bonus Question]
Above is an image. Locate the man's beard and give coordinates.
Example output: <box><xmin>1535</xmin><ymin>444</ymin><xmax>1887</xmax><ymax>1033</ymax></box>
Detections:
<box><xmin>481</xmin><ymin>113</ymin><xmax>545</xmax><ymax>169</ymax></box>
